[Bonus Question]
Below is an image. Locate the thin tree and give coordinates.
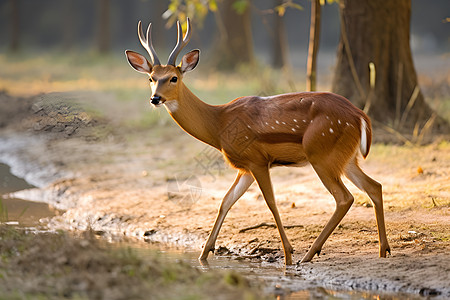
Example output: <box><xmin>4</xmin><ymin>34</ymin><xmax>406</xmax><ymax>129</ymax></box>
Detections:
<box><xmin>272</xmin><ymin>0</ymin><xmax>289</xmax><ymax>69</ymax></box>
<box><xmin>98</xmin><ymin>0</ymin><xmax>110</xmax><ymax>53</ymax></box>
<box><xmin>9</xmin><ymin>0</ymin><xmax>20</xmax><ymax>52</ymax></box>
<box><xmin>306</xmin><ymin>0</ymin><xmax>321</xmax><ymax>91</ymax></box>
<box><xmin>63</xmin><ymin>0</ymin><xmax>75</xmax><ymax>51</ymax></box>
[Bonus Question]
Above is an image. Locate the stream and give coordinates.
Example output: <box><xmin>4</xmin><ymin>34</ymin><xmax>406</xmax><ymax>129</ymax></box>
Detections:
<box><xmin>0</xmin><ymin>162</ymin><xmax>424</xmax><ymax>299</ymax></box>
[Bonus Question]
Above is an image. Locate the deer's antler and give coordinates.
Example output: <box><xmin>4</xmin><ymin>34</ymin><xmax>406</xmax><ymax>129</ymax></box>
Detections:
<box><xmin>167</xmin><ymin>18</ymin><xmax>192</xmax><ymax>66</ymax></box>
<box><xmin>138</xmin><ymin>21</ymin><xmax>161</xmax><ymax>66</ymax></box>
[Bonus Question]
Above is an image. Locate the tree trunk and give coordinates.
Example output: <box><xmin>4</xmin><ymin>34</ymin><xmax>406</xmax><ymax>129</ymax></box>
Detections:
<box><xmin>9</xmin><ymin>0</ymin><xmax>19</xmax><ymax>52</ymax></box>
<box><xmin>332</xmin><ymin>0</ymin><xmax>434</xmax><ymax>129</ymax></box>
<box><xmin>213</xmin><ymin>0</ymin><xmax>254</xmax><ymax>70</ymax></box>
<box><xmin>63</xmin><ymin>0</ymin><xmax>75</xmax><ymax>51</ymax></box>
<box><xmin>306</xmin><ymin>0</ymin><xmax>321</xmax><ymax>91</ymax></box>
<box><xmin>98</xmin><ymin>0</ymin><xmax>110</xmax><ymax>53</ymax></box>
<box><xmin>271</xmin><ymin>0</ymin><xmax>288</xmax><ymax>69</ymax></box>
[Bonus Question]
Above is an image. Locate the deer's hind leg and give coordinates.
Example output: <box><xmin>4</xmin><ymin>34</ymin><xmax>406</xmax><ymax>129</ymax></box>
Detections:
<box><xmin>301</xmin><ymin>124</ymin><xmax>359</xmax><ymax>262</ymax></box>
<box><xmin>344</xmin><ymin>157</ymin><xmax>391</xmax><ymax>258</ymax></box>
<box><xmin>301</xmin><ymin>161</ymin><xmax>354</xmax><ymax>263</ymax></box>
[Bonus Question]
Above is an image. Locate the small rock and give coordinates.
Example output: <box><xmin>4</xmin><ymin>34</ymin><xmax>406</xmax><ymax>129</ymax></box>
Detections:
<box><xmin>419</xmin><ymin>288</ymin><xmax>441</xmax><ymax>296</ymax></box>
<box><xmin>52</xmin><ymin>124</ymin><xmax>65</xmax><ymax>132</ymax></box>
<box><xmin>65</xmin><ymin>125</ymin><xmax>76</xmax><ymax>136</ymax></box>
<box><xmin>33</xmin><ymin>122</ymin><xmax>45</xmax><ymax>131</ymax></box>
<box><xmin>31</xmin><ymin>103</ymin><xmax>43</xmax><ymax>113</ymax></box>
<box><xmin>143</xmin><ymin>229</ymin><xmax>157</xmax><ymax>236</ymax></box>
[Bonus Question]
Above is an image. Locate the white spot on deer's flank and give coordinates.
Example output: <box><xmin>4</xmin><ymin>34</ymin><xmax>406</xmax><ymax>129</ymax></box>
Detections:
<box><xmin>265</xmin><ymin>122</ymin><xmax>269</xmax><ymax>125</ymax></box>
<box><xmin>346</xmin><ymin>122</ymin><xmax>350</xmax><ymax>126</ymax></box>
<box><xmin>326</xmin><ymin>116</ymin><xmax>330</xmax><ymax>120</ymax></box>
<box><xmin>271</xmin><ymin>126</ymin><xmax>275</xmax><ymax>129</ymax></box>
<box><xmin>338</xmin><ymin>119</ymin><xmax>342</xmax><ymax>125</ymax></box>
<box><xmin>247</xmin><ymin>125</ymin><xmax>251</xmax><ymax>129</ymax></box>
<box><xmin>282</xmin><ymin>122</ymin><xmax>286</xmax><ymax>125</ymax></box>
<box><xmin>329</xmin><ymin>128</ymin><xmax>334</xmax><ymax>133</ymax></box>
<box><xmin>291</xmin><ymin>128</ymin><xmax>296</xmax><ymax>132</ymax></box>
<box><xmin>293</xmin><ymin>119</ymin><xmax>297</xmax><ymax>122</ymax></box>
<box><xmin>321</xmin><ymin>132</ymin><xmax>325</xmax><ymax>136</ymax></box>
<box><xmin>276</xmin><ymin>120</ymin><xmax>280</xmax><ymax>124</ymax></box>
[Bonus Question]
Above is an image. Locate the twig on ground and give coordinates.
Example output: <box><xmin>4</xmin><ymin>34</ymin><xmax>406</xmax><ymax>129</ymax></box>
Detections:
<box><xmin>239</xmin><ymin>222</ymin><xmax>304</xmax><ymax>233</ymax></box>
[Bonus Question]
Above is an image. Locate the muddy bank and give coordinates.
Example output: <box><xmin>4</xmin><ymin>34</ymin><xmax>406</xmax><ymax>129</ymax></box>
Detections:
<box><xmin>1</xmin><ymin>91</ymin><xmax>449</xmax><ymax>297</ymax></box>
<box><xmin>0</xmin><ymin>227</ymin><xmax>265</xmax><ymax>300</ymax></box>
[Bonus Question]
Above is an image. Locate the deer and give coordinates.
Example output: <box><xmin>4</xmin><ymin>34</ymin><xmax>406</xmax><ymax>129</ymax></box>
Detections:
<box><xmin>125</xmin><ymin>18</ymin><xmax>391</xmax><ymax>265</ymax></box>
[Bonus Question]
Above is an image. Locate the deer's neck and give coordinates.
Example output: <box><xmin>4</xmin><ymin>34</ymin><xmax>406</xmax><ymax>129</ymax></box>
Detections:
<box><xmin>165</xmin><ymin>84</ymin><xmax>222</xmax><ymax>150</ymax></box>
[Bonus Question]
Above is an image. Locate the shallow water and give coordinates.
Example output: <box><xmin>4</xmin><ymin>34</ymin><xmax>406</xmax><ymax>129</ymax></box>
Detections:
<box><xmin>0</xmin><ymin>162</ymin><xmax>426</xmax><ymax>299</ymax></box>
<box><xmin>0</xmin><ymin>163</ymin><xmax>59</xmax><ymax>227</ymax></box>
<box><xmin>125</xmin><ymin>242</ymin><xmax>426</xmax><ymax>300</ymax></box>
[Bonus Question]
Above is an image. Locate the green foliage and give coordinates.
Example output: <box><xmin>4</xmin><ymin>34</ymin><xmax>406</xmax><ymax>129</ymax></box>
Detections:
<box><xmin>165</xmin><ymin>0</ymin><xmax>218</xmax><ymax>28</ymax></box>
<box><xmin>320</xmin><ymin>0</ymin><xmax>338</xmax><ymax>5</ymax></box>
<box><xmin>275</xmin><ymin>0</ymin><xmax>303</xmax><ymax>17</ymax></box>
<box><xmin>232</xmin><ymin>0</ymin><xmax>250</xmax><ymax>14</ymax></box>
<box><xmin>165</xmin><ymin>0</ymin><xmax>307</xmax><ymax>21</ymax></box>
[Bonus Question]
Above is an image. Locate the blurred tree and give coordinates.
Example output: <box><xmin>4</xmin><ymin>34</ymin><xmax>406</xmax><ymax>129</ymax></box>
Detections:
<box><xmin>9</xmin><ymin>0</ymin><xmax>19</xmax><ymax>52</ymax></box>
<box><xmin>332</xmin><ymin>0</ymin><xmax>436</xmax><ymax>130</ymax></box>
<box><xmin>63</xmin><ymin>0</ymin><xmax>75</xmax><ymax>51</ymax></box>
<box><xmin>98</xmin><ymin>0</ymin><xmax>110</xmax><ymax>53</ymax></box>
<box><xmin>271</xmin><ymin>0</ymin><xmax>289</xmax><ymax>69</ymax></box>
<box><xmin>213</xmin><ymin>0</ymin><xmax>254</xmax><ymax>69</ymax></box>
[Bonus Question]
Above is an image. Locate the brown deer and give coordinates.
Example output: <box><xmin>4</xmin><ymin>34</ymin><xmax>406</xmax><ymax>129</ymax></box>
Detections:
<box><xmin>125</xmin><ymin>18</ymin><xmax>390</xmax><ymax>265</ymax></box>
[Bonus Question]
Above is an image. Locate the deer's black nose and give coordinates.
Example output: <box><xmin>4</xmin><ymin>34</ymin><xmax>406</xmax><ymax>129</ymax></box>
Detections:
<box><xmin>151</xmin><ymin>95</ymin><xmax>161</xmax><ymax>105</ymax></box>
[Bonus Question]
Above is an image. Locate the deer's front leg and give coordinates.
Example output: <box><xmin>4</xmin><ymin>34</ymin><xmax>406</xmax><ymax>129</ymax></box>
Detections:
<box><xmin>199</xmin><ymin>171</ymin><xmax>254</xmax><ymax>261</ymax></box>
<box><xmin>251</xmin><ymin>166</ymin><xmax>293</xmax><ymax>265</ymax></box>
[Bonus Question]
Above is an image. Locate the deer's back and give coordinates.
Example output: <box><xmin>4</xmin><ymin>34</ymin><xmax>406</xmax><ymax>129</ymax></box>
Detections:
<box><xmin>219</xmin><ymin>92</ymin><xmax>369</xmax><ymax>171</ymax></box>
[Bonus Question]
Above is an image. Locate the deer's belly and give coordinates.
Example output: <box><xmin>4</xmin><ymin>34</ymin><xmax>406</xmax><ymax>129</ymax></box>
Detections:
<box><xmin>222</xmin><ymin>142</ymin><xmax>307</xmax><ymax>170</ymax></box>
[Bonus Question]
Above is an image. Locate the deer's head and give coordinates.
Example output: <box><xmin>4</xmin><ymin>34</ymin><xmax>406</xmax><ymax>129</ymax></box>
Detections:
<box><xmin>125</xmin><ymin>18</ymin><xmax>199</xmax><ymax>109</ymax></box>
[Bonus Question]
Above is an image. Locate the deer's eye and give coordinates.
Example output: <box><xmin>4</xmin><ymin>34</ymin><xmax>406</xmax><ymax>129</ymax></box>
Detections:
<box><xmin>149</xmin><ymin>77</ymin><xmax>153</xmax><ymax>83</ymax></box>
<box><xmin>170</xmin><ymin>76</ymin><xmax>178</xmax><ymax>83</ymax></box>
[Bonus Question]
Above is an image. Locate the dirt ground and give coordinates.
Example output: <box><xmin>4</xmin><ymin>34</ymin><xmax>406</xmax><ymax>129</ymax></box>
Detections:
<box><xmin>0</xmin><ymin>91</ymin><xmax>449</xmax><ymax>298</ymax></box>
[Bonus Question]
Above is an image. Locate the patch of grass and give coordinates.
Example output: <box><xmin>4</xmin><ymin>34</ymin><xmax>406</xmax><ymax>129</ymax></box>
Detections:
<box><xmin>0</xmin><ymin>226</ymin><xmax>266</xmax><ymax>300</ymax></box>
<box><xmin>0</xmin><ymin>197</ymin><xmax>8</xmax><ymax>223</ymax></box>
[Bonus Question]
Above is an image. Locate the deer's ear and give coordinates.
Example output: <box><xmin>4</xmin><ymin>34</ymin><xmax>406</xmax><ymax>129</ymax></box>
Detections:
<box><xmin>125</xmin><ymin>50</ymin><xmax>152</xmax><ymax>74</ymax></box>
<box><xmin>179</xmin><ymin>49</ymin><xmax>200</xmax><ymax>73</ymax></box>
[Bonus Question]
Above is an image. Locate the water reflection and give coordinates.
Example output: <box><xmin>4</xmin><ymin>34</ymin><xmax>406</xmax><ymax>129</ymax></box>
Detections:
<box><xmin>0</xmin><ymin>163</ymin><xmax>59</xmax><ymax>227</ymax></box>
<box><xmin>122</xmin><ymin>242</ymin><xmax>420</xmax><ymax>300</ymax></box>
